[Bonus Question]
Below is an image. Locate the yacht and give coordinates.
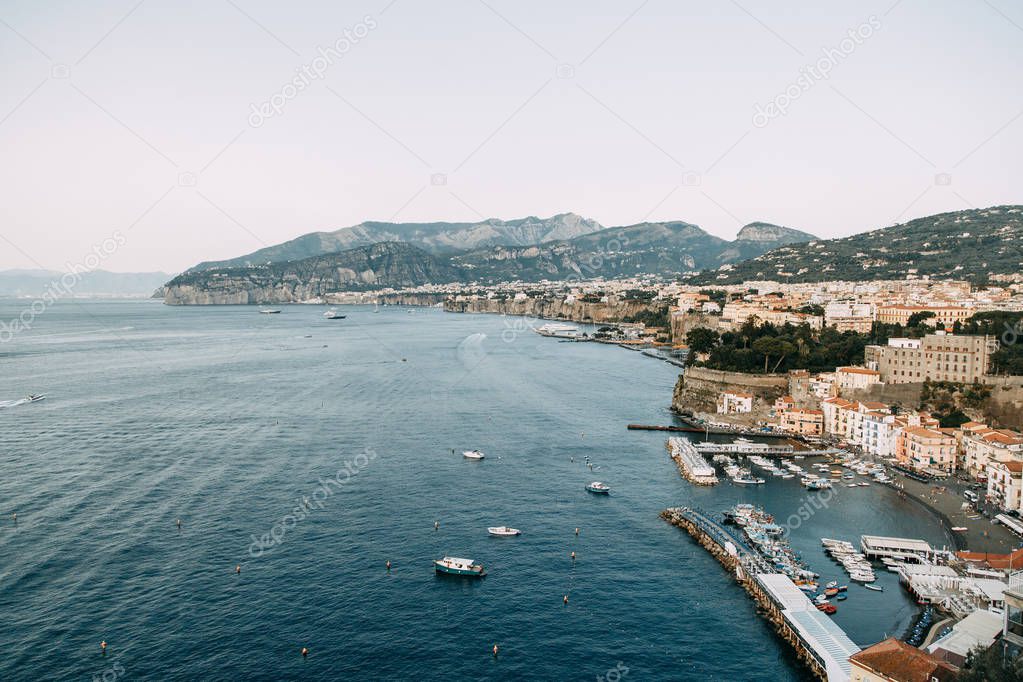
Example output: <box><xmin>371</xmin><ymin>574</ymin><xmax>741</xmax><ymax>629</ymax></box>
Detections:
<box><xmin>487</xmin><ymin>526</ymin><xmax>521</xmax><ymax>537</ymax></box>
<box><xmin>26</xmin><ymin>394</ymin><xmax>46</xmax><ymax>402</ymax></box>
<box><xmin>434</xmin><ymin>556</ymin><xmax>486</xmax><ymax>577</ymax></box>
<box><xmin>462</xmin><ymin>450</ymin><xmax>485</xmax><ymax>460</ymax></box>
<box><xmin>535</xmin><ymin>323</ymin><xmax>582</xmax><ymax>339</ymax></box>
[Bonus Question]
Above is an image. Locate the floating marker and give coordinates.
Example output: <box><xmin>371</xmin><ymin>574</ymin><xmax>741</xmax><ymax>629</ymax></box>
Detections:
<box><xmin>301</xmin><ymin>647</ymin><xmax>308</xmax><ymax>657</ymax></box>
<box><xmin>176</xmin><ymin>519</ymin><xmax>181</xmax><ymax>528</ymax></box>
<box><xmin>571</xmin><ymin>551</ymin><xmax>576</xmax><ymax>560</ymax></box>
<box><xmin>575</xmin><ymin>527</ymin><xmax>579</xmax><ymax>535</ymax></box>
<box><xmin>386</xmin><ymin>560</ymin><xmax>391</xmax><ymax>570</ymax></box>
<box><xmin>563</xmin><ymin>595</ymin><xmax>569</xmax><ymax>605</ymax></box>
<box><xmin>100</xmin><ymin>641</ymin><xmax>107</xmax><ymax>652</ymax></box>
<box><xmin>434</xmin><ymin>521</ymin><xmax>439</xmax><ymax>530</ymax></box>
<box><xmin>235</xmin><ymin>565</ymin><xmax>241</xmax><ymax>574</ymax></box>
<box><xmin>492</xmin><ymin>644</ymin><xmax>499</xmax><ymax>657</ymax></box>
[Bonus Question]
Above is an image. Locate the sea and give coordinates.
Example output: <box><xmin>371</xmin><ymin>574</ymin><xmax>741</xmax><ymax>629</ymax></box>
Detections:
<box><xmin>0</xmin><ymin>300</ymin><xmax>954</xmax><ymax>681</ymax></box>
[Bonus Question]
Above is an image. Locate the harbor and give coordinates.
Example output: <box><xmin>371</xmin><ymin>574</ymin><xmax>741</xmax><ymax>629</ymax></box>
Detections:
<box><xmin>661</xmin><ymin>507</ymin><xmax>861</xmax><ymax>682</ymax></box>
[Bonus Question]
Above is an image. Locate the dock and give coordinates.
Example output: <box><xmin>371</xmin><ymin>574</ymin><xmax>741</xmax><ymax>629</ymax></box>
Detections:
<box><xmin>694</xmin><ymin>443</ymin><xmax>845</xmax><ymax>458</ymax></box>
<box><xmin>626</xmin><ymin>423</ymin><xmax>795</xmax><ymax>439</ymax></box>
<box><xmin>662</xmin><ymin>507</ymin><xmax>860</xmax><ymax>682</ymax></box>
<box><xmin>666</xmin><ymin>437</ymin><xmax>718</xmax><ymax>485</ymax></box>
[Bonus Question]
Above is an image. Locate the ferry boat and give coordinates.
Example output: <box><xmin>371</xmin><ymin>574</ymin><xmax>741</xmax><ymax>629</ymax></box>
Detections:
<box><xmin>462</xmin><ymin>449</ymin><xmax>485</xmax><ymax>460</ymax></box>
<box><xmin>535</xmin><ymin>323</ymin><xmax>582</xmax><ymax>339</ymax></box>
<box><xmin>434</xmin><ymin>556</ymin><xmax>486</xmax><ymax>577</ymax></box>
<box><xmin>585</xmin><ymin>481</ymin><xmax>610</xmax><ymax>494</ymax></box>
<box><xmin>324</xmin><ymin>309</ymin><xmax>346</xmax><ymax>319</ymax></box>
<box><xmin>487</xmin><ymin>526</ymin><xmax>521</xmax><ymax>537</ymax></box>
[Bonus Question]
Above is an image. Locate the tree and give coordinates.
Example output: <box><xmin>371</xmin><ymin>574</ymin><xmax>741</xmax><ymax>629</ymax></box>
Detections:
<box><xmin>956</xmin><ymin>643</ymin><xmax>1023</xmax><ymax>681</ymax></box>
<box><xmin>752</xmin><ymin>337</ymin><xmax>797</xmax><ymax>373</ymax></box>
<box><xmin>907</xmin><ymin>310</ymin><xmax>937</xmax><ymax>328</ymax></box>
<box><xmin>686</xmin><ymin>327</ymin><xmax>720</xmax><ymax>355</ymax></box>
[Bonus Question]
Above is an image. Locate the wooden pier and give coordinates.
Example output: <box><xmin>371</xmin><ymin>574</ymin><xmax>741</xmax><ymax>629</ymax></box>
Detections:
<box><xmin>661</xmin><ymin>507</ymin><xmax>860</xmax><ymax>682</ymax></box>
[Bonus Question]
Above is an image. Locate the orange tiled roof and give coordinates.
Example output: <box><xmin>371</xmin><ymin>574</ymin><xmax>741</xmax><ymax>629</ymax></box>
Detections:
<box><xmin>849</xmin><ymin>638</ymin><xmax>958</xmax><ymax>682</ymax></box>
<box><xmin>837</xmin><ymin>366</ymin><xmax>881</xmax><ymax>376</ymax></box>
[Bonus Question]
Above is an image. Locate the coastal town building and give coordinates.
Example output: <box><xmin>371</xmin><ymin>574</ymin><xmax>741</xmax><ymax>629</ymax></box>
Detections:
<box><xmin>896</xmin><ymin>427</ymin><xmax>957</xmax><ymax>474</ymax></box>
<box><xmin>717</xmin><ymin>391</ymin><xmax>753</xmax><ymax>414</ymax></box>
<box><xmin>962</xmin><ymin>426</ymin><xmax>1023</xmax><ymax>478</ymax></box>
<box><xmin>987</xmin><ymin>461</ymin><xmax>1023</xmax><ymax>513</ymax></box>
<box><xmin>825</xmin><ymin>301</ymin><xmax>874</xmax><ymax>333</ymax></box>
<box><xmin>1004</xmin><ymin>572</ymin><xmax>1023</xmax><ymax>659</ymax></box>
<box><xmin>865</xmin><ymin>333</ymin><xmax>998</xmax><ymax>385</ymax></box>
<box><xmin>777</xmin><ymin>408</ymin><xmax>824</xmax><ymax>436</ymax></box>
<box><xmin>848</xmin><ymin>637</ymin><xmax>958</xmax><ymax>682</ymax></box>
<box><xmin>874</xmin><ymin>304</ymin><xmax>975</xmax><ymax>328</ymax></box>
<box><xmin>835</xmin><ymin>366</ymin><xmax>882</xmax><ymax>393</ymax></box>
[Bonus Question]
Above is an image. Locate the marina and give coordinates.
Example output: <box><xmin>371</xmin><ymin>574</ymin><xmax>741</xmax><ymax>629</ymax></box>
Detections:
<box><xmin>662</xmin><ymin>507</ymin><xmax>861</xmax><ymax>682</ymax></box>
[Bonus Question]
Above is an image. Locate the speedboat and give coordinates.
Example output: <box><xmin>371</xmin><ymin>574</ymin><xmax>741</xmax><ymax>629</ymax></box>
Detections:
<box><xmin>462</xmin><ymin>450</ymin><xmax>485</xmax><ymax>460</ymax></box>
<box><xmin>259</xmin><ymin>309</ymin><xmax>281</xmax><ymax>314</ymax></box>
<box><xmin>586</xmin><ymin>481</ymin><xmax>610</xmax><ymax>494</ymax></box>
<box><xmin>487</xmin><ymin>526</ymin><xmax>521</xmax><ymax>537</ymax></box>
<box><xmin>434</xmin><ymin>556</ymin><xmax>486</xmax><ymax>577</ymax></box>
<box><xmin>324</xmin><ymin>309</ymin><xmax>346</xmax><ymax>319</ymax></box>
<box><xmin>26</xmin><ymin>394</ymin><xmax>46</xmax><ymax>402</ymax></box>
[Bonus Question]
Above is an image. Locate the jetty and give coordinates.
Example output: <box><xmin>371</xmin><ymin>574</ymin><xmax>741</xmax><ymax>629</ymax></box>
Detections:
<box><xmin>694</xmin><ymin>443</ymin><xmax>845</xmax><ymax>458</ymax></box>
<box><xmin>626</xmin><ymin>423</ymin><xmax>794</xmax><ymax>439</ymax></box>
<box><xmin>662</xmin><ymin>507</ymin><xmax>860</xmax><ymax>682</ymax></box>
<box><xmin>666</xmin><ymin>437</ymin><xmax>718</xmax><ymax>485</ymax></box>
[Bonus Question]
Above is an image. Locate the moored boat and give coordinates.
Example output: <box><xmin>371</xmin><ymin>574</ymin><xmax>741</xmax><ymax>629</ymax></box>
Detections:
<box><xmin>324</xmin><ymin>309</ymin><xmax>346</xmax><ymax>319</ymax></box>
<box><xmin>434</xmin><ymin>556</ymin><xmax>486</xmax><ymax>577</ymax></box>
<box><xmin>487</xmin><ymin>526</ymin><xmax>521</xmax><ymax>537</ymax></box>
<box><xmin>462</xmin><ymin>449</ymin><xmax>485</xmax><ymax>460</ymax></box>
<box><xmin>585</xmin><ymin>481</ymin><xmax>610</xmax><ymax>494</ymax></box>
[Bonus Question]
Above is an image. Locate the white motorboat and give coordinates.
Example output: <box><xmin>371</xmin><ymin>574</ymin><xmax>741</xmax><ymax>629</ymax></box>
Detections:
<box><xmin>462</xmin><ymin>450</ymin><xmax>485</xmax><ymax>460</ymax></box>
<box><xmin>259</xmin><ymin>309</ymin><xmax>281</xmax><ymax>314</ymax></box>
<box><xmin>324</xmin><ymin>309</ymin><xmax>346</xmax><ymax>319</ymax></box>
<box><xmin>487</xmin><ymin>526</ymin><xmax>521</xmax><ymax>537</ymax></box>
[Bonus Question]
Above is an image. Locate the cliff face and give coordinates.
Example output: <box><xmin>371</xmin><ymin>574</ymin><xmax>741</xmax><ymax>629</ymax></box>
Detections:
<box><xmin>672</xmin><ymin>366</ymin><xmax>789</xmax><ymax>414</ymax></box>
<box><xmin>164</xmin><ymin>242</ymin><xmax>458</xmax><ymax>305</ymax></box>
<box><xmin>443</xmin><ymin>297</ymin><xmax>659</xmax><ymax>324</ymax></box>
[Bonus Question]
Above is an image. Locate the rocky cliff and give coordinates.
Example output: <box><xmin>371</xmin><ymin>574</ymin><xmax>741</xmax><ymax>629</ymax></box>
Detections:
<box><xmin>443</xmin><ymin>297</ymin><xmax>660</xmax><ymax>324</ymax></box>
<box><xmin>164</xmin><ymin>242</ymin><xmax>458</xmax><ymax>305</ymax></box>
<box><xmin>672</xmin><ymin>366</ymin><xmax>789</xmax><ymax>414</ymax></box>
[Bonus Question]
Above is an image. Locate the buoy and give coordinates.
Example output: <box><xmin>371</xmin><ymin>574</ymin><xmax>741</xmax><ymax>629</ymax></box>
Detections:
<box><xmin>235</xmin><ymin>565</ymin><xmax>241</xmax><ymax>574</ymax></box>
<box><xmin>301</xmin><ymin>647</ymin><xmax>308</xmax><ymax>657</ymax></box>
<box><xmin>575</xmin><ymin>527</ymin><xmax>579</xmax><ymax>536</ymax></box>
<box><xmin>176</xmin><ymin>519</ymin><xmax>181</xmax><ymax>528</ymax></box>
<box><xmin>492</xmin><ymin>643</ymin><xmax>499</xmax><ymax>656</ymax></box>
<box><xmin>386</xmin><ymin>560</ymin><xmax>391</xmax><ymax>570</ymax></box>
<box><xmin>563</xmin><ymin>595</ymin><xmax>569</xmax><ymax>605</ymax></box>
<box><xmin>434</xmin><ymin>521</ymin><xmax>439</xmax><ymax>530</ymax></box>
<box><xmin>571</xmin><ymin>551</ymin><xmax>576</xmax><ymax>560</ymax></box>
<box><xmin>100</xmin><ymin>641</ymin><xmax>107</xmax><ymax>652</ymax></box>
<box><xmin>11</xmin><ymin>513</ymin><xmax>16</xmax><ymax>521</ymax></box>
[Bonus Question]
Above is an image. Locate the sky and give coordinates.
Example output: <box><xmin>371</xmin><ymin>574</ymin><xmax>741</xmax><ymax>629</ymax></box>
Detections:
<box><xmin>0</xmin><ymin>0</ymin><xmax>1020</xmax><ymax>274</ymax></box>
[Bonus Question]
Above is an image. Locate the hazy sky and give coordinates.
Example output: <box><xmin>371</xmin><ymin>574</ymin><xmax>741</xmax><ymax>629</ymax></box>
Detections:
<box><xmin>1</xmin><ymin>0</ymin><xmax>1020</xmax><ymax>273</ymax></box>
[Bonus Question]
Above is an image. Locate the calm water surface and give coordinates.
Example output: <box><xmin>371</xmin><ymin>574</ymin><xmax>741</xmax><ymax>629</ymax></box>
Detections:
<box><xmin>0</xmin><ymin>301</ymin><xmax>949</xmax><ymax>680</ymax></box>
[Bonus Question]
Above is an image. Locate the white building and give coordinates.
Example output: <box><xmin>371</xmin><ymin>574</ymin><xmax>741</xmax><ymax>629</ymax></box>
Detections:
<box><xmin>717</xmin><ymin>391</ymin><xmax>753</xmax><ymax>414</ymax></box>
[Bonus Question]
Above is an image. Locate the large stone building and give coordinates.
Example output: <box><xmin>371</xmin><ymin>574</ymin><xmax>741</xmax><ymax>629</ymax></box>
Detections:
<box><xmin>825</xmin><ymin>301</ymin><xmax>873</xmax><ymax>333</ymax></box>
<box><xmin>874</xmin><ymin>304</ymin><xmax>975</xmax><ymax>328</ymax></box>
<box><xmin>896</xmin><ymin>426</ymin><xmax>957</xmax><ymax>474</ymax></box>
<box><xmin>864</xmin><ymin>333</ymin><xmax>998</xmax><ymax>385</ymax></box>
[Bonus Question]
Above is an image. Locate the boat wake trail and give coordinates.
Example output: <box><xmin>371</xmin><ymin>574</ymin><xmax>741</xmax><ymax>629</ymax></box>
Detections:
<box><xmin>0</xmin><ymin>398</ymin><xmax>30</xmax><ymax>409</ymax></box>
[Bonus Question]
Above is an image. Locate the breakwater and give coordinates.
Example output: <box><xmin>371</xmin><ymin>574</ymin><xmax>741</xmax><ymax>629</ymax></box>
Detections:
<box><xmin>661</xmin><ymin>507</ymin><xmax>860</xmax><ymax>682</ymax></box>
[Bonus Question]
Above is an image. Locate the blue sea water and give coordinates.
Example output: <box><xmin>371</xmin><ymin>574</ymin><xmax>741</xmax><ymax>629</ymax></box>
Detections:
<box><xmin>0</xmin><ymin>301</ymin><xmax>952</xmax><ymax>681</ymax></box>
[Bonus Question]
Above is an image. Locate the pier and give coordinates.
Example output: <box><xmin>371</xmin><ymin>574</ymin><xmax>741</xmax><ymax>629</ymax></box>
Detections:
<box><xmin>662</xmin><ymin>507</ymin><xmax>860</xmax><ymax>682</ymax></box>
<box><xmin>626</xmin><ymin>423</ymin><xmax>795</xmax><ymax>439</ymax></box>
<box><xmin>694</xmin><ymin>443</ymin><xmax>845</xmax><ymax>458</ymax></box>
<box><xmin>666</xmin><ymin>437</ymin><xmax>718</xmax><ymax>485</ymax></box>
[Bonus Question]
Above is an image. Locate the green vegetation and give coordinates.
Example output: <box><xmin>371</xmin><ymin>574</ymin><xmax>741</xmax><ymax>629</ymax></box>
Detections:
<box><xmin>693</xmin><ymin>320</ymin><xmax>869</xmax><ymax>374</ymax></box>
<box><xmin>687</xmin><ymin>206</ymin><xmax>1023</xmax><ymax>284</ymax></box>
<box><xmin>959</xmin><ymin>311</ymin><xmax>1023</xmax><ymax>375</ymax></box>
<box><xmin>956</xmin><ymin>644</ymin><xmax>1023</xmax><ymax>682</ymax></box>
<box><xmin>920</xmin><ymin>380</ymin><xmax>993</xmax><ymax>426</ymax></box>
<box><xmin>623</xmin><ymin>306</ymin><xmax>670</xmax><ymax>329</ymax></box>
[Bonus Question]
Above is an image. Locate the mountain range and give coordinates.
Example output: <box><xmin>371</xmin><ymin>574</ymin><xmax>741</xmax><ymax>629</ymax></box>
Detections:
<box><xmin>165</xmin><ymin>214</ymin><xmax>816</xmax><ymax>304</ymax></box>
<box><xmin>688</xmin><ymin>205</ymin><xmax>1023</xmax><ymax>285</ymax></box>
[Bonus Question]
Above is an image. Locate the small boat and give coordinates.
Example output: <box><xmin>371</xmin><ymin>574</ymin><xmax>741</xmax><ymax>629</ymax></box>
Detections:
<box><xmin>488</xmin><ymin>526</ymin><xmax>521</xmax><ymax>537</ymax></box>
<box><xmin>434</xmin><ymin>556</ymin><xmax>486</xmax><ymax>577</ymax></box>
<box><xmin>864</xmin><ymin>584</ymin><xmax>884</xmax><ymax>592</ymax></box>
<box><xmin>26</xmin><ymin>394</ymin><xmax>46</xmax><ymax>402</ymax></box>
<box><xmin>824</xmin><ymin>587</ymin><xmax>839</xmax><ymax>597</ymax></box>
<box><xmin>951</xmin><ymin>526</ymin><xmax>968</xmax><ymax>532</ymax></box>
<box><xmin>825</xmin><ymin>580</ymin><xmax>837</xmax><ymax>589</ymax></box>
<box><xmin>462</xmin><ymin>450</ymin><xmax>485</xmax><ymax>460</ymax></box>
<box><xmin>816</xmin><ymin>603</ymin><xmax>837</xmax><ymax>614</ymax></box>
<box><xmin>324</xmin><ymin>309</ymin><xmax>346</xmax><ymax>319</ymax></box>
<box><xmin>259</xmin><ymin>309</ymin><xmax>281</xmax><ymax>314</ymax></box>
<box><xmin>585</xmin><ymin>481</ymin><xmax>610</xmax><ymax>494</ymax></box>
<box><xmin>835</xmin><ymin>594</ymin><xmax>847</xmax><ymax>601</ymax></box>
